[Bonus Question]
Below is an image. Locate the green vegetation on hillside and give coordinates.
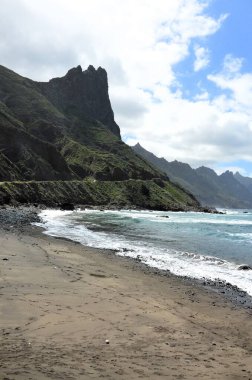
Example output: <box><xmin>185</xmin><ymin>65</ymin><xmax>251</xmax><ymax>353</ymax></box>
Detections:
<box><xmin>0</xmin><ymin>64</ymin><xmax>201</xmax><ymax>210</ymax></box>
<box><xmin>0</xmin><ymin>65</ymin><xmax>163</xmax><ymax>182</ymax></box>
<box><xmin>0</xmin><ymin>179</ymin><xmax>199</xmax><ymax>210</ymax></box>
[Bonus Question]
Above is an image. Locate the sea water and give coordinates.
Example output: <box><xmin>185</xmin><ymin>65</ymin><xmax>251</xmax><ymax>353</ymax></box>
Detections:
<box><xmin>37</xmin><ymin>208</ymin><xmax>252</xmax><ymax>296</ymax></box>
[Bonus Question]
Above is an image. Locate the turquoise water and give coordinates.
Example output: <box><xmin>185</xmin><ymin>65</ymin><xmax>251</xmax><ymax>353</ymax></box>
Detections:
<box><xmin>38</xmin><ymin>209</ymin><xmax>252</xmax><ymax>296</ymax></box>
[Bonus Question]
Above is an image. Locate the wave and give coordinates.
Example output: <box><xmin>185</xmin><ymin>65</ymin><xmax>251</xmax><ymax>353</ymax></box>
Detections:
<box><xmin>225</xmin><ymin>232</ymin><xmax>252</xmax><ymax>243</ymax></box>
<box><xmin>36</xmin><ymin>209</ymin><xmax>252</xmax><ymax>297</ymax></box>
<box><xmin>84</xmin><ymin>209</ymin><xmax>252</xmax><ymax>226</ymax></box>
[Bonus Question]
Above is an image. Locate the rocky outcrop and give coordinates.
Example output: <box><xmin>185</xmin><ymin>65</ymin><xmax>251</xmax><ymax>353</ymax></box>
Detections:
<box><xmin>237</xmin><ymin>264</ymin><xmax>252</xmax><ymax>270</ymax></box>
<box><xmin>38</xmin><ymin>65</ymin><xmax>120</xmax><ymax>137</ymax></box>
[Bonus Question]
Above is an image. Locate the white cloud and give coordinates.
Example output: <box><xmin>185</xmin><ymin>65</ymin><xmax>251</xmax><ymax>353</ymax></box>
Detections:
<box><xmin>124</xmin><ymin>73</ymin><xmax>252</xmax><ymax>168</ymax></box>
<box><xmin>223</xmin><ymin>54</ymin><xmax>244</xmax><ymax>74</ymax></box>
<box><xmin>3</xmin><ymin>0</ymin><xmax>250</xmax><ymax>170</ymax></box>
<box><xmin>208</xmin><ymin>56</ymin><xmax>252</xmax><ymax>112</ymax></box>
<box><xmin>0</xmin><ymin>0</ymin><xmax>226</xmax><ymax>83</ymax></box>
<box><xmin>194</xmin><ymin>91</ymin><xmax>209</xmax><ymax>100</ymax></box>
<box><xmin>193</xmin><ymin>45</ymin><xmax>210</xmax><ymax>71</ymax></box>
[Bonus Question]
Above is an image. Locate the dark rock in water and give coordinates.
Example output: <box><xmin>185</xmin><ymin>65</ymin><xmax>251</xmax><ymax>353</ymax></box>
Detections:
<box><xmin>237</xmin><ymin>264</ymin><xmax>252</xmax><ymax>270</ymax></box>
<box><xmin>59</xmin><ymin>203</ymin><xmax>75</xmax><ymax>211</ymax></box>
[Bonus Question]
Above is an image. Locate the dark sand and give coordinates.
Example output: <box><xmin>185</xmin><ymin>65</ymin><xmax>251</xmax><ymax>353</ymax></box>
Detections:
<box><xmin>0</xmin><ymin>224</ymin><xmax>252</xmax><ymax>379</ymax></box>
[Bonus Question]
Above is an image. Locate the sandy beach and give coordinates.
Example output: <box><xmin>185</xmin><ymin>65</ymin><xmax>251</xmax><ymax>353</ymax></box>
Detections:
<box><xmin>0</xmin><ymin>222</ymin><xmax>252</xmax><ymax>379</ymax></box>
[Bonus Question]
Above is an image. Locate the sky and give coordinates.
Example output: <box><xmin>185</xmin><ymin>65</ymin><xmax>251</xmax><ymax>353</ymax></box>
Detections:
<box><xmin>1</xmin><ymin>0</ymin><xmax>252</xmax><ymax>176</ymax></box>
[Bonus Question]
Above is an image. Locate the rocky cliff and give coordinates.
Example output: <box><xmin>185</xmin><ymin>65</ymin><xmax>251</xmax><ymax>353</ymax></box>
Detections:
<box><xmin>38</xmin><ymin>65</ymin><xmax>120</xmax><ymax>138</ymax></box>
<box><xmin>0</xmin><ymin>64</ymin><xmax>161</xmax><ymax>182</ymax></box>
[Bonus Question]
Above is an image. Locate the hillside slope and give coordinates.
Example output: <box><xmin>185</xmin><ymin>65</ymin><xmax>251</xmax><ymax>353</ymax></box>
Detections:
<box><xmin>0</xmin><ymin>65</ymin><xmax>163</xmax><ymax>182</ymax></box>
<box><xmin>0</xmin><ymin>64</ymin><xmax>201</xmax><ymax>210</ymax></box>
<box><xmin>133</xmin><ymin>143</ymin><xmax>252</xmax><ymax>208</ymax></box>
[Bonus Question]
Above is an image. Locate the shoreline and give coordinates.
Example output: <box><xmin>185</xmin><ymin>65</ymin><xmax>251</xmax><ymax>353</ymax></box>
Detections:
<box><xmin>30</xmin><ymin>221</ymin><xmax>252</xmax><ymax>311</ymax></box>
<box><xmin>0</xmin><ymin>207</ymin><xmax>252</xmax><ymax>378</ymax></box>
<box><xmin>2</xmin><ymin>204</ymin><xmax>252</xmax><ymax>308</ymax></box>
<box><xmin>111</xmin><ymin>250</ymin><xmax>252</xmax><ymax>310</ymax></box>
<box><xmin>38</xmin><ymin>207</ymin><xmax>252</xmax><ymax>310</ymax></box>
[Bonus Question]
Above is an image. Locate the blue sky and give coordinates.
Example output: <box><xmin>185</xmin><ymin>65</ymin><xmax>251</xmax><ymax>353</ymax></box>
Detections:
<box><xmin>0</xmin><ymin>0</ymin><xmax>252</xmax><ymax>176</ymax></box>
<box><xmin>208</xmin><ymin>0</ymin><xmax>252</xmax><ymax>68</ymax></box>
<box><xmin>174</xmin><ymin>0</ymin><xmax>252</xmax><ymax>101</ymax></box>
<box><xmin>175</xmin><ymin>0</ymin><xmax>252</xmax><ymax>176</ymax></box>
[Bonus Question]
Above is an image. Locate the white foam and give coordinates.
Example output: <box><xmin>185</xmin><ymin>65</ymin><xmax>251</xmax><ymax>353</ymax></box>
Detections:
<box><xmin>36</xmin><ymin>209</ymin><xmax>252</xmax><ymax>297</ymax></box>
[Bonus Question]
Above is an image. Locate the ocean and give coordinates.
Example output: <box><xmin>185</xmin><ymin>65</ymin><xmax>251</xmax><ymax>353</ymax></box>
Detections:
<box><xmin>37</xmin><ymin>208</ymin><xmax>252</xmax><ymax>296</ymax></box>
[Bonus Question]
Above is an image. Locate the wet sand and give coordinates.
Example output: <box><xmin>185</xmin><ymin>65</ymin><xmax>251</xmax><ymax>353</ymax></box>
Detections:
<box><xmin>0</xmin><ymin>225</ymin><xmax>252</xmax><ymax>380</ymax></box>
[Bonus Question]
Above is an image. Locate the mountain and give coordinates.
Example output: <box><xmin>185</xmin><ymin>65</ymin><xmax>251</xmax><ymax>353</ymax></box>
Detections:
<box><xmin>0</xmin><ymin>65</ymin><xmax>160</xmax><ymax>181</ymax></box>
<box><xmin>133</xmin><ymin>143</ymin><xmax>252</xmax><ymax>208</ymax></box>
<box><xmin>234</xmin><ymin>172</ymin><xmax>252</xmax><ymax>193</ymax></box>
<box><xmin>0</xmin><ymin>64</ymin><xmax>200</xmax><ymax>210</ymax></box>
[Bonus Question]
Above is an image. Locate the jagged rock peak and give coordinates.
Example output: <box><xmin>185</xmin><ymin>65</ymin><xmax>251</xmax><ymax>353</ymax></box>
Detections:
<box><xmin>65</xmin><ymin>65</ymin><xmax>83</xmax><ymax>77</ymax></box>
<box><xmin>221</xmin><ymin>170</ymin><xmax>233</xmax><ymax>177</ymax></box>
<box><xmin>86</xmin><ymin>65</ymin><xmax>107</xmax><ymax>79</ymax></box>
<box><xmin>87</xmin><ymin>64</ymin><xmax>95</xmax><ymax>72</ymax></box>
<box><xmin>135</xmin><ymin>142</ymin><xmax>142</xmax><ymax>148</ymax></box>
<box><xmin>196</xmin><ymin>166</ymin><xmax>217</xmax><ymax>176</ymax></box>
<box><xmin>61</xmin><ymin>65</ymin><xmax>108</xmax><ymax>81</ymax></box>
<box><xmin>65</xmin><ymin>64</ymin><xmax>107</xmax><ymax>75</ymax></box>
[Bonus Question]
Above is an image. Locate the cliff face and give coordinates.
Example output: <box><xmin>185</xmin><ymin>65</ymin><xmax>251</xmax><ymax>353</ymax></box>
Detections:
<box><xmin>38</xmin><ymin>65</ymin><xmax>120</xmax><ymax>138</ymax></box>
